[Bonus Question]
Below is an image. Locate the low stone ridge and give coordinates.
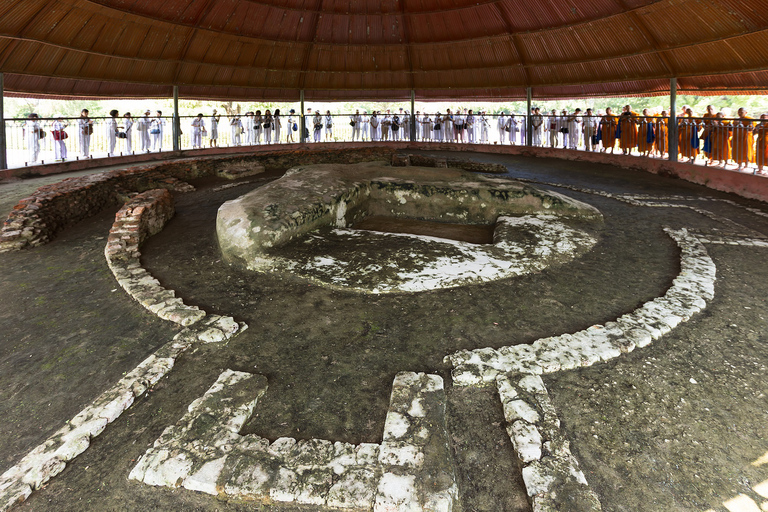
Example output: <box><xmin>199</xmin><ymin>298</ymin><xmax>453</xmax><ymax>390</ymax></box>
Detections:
<box><xmin>0</xmin><ymin>147</ymin><xmax>401</xmax><ymax>253</ymax></box>
<box><xmin>0</xmin><ymin>318</ymin><xmax>242</xmax><ymax>512</ymax></box>
<box><xmin>497</xmin><ymin>374</ymin><xmax>602</xmax><ymax>512</ymax></box>
<box><xmin>105</xmin><ymin>189</ymin><xmax>207</xmax><ymax>326</ymax></box>
<box><xmin>217</xmin><ymin>162</ymin><xmax>602</xmax><ymax>292</ymax></box>
<box><xmin>446</xmin><ymin>228</ymin><xmax>714</xmax><ymax>384</ymax></box>
<box><xmin>129</xmin><ymin>371</ymin><xmax>456</xmax><ymax>511</ymax></box>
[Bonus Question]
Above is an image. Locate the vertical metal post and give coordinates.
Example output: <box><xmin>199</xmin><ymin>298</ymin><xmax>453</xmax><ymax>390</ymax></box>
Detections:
<box><xmin>0</xmin><ymin>73</ymin><xmax>6</xmax><ymax>170</ymax></box>
<box><xmin>410</xmin><ymin>89</ymin><xmax>416</xmax><ymax>142</ymax></box>
<box><xmin>669</xmin><ymin>78</ymin><xmax>678</xmax><ymax>162</ymax></box>
<box><xmin>526</xmin><ymin>86</ymin><xmax>533</xmax><ymax>146</ymax></box>
<box><xmin>172</xmin><ymin>85</ymin><xmax>180</xmax><ymax>151</ymax></box>
<box><xmin>300</xmin><ymin>90</ymin><xmax>305</xmax><ymax>143</ymax></box>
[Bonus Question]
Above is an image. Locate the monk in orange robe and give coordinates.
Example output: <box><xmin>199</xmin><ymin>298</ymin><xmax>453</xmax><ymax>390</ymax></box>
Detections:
<box><xmin>710</xmin><ymin>113</ymin><xmax>731</xmax><ymax>167</ymax></box>
<box><xmin>754</xmin><ymin>114</ymin><xmax>768</xmax><ymax>174</ymax></box>
<box><xmin>678</xmin><ymin>109</ymin><xmax>700</xmax><ymax>163</ymax></box>
<box><xmin>618</xmin><ymin>105</ymin><xmax>638</xmax><ymax>155</ymax></box>
<box><xmin>654</xmin><ymin>111</ymin><xmax>669</xmax><ymax>157</ymax></box>
<box><xmin>637</xmin><ymin>108</ymin><xmax>654</xmax><ymax>156</ymax></box>
<box><xmin>600</xmin><ymin>108</ymin><xmax>617</xmax><ymax>154</ymax></box>
<box><xmin>731</xmin><ymin>108</ymin><xmax>755</xmax><ymax>171</ymax></box>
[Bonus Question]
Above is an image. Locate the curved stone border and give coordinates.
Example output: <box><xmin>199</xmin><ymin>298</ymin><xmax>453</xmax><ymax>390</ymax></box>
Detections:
<box><xmin>104</xmin><ymin>189</ymin><xmax>206</xmax><ymax>326</ymax></box>
<box><xmin>446</xmin><ymin>227</ymin><xmax>715</xmax><ymax>384</ymax></box>
<box><xmin>0</xmin><ymin>189</ymin><xmax>247</xmax><ymax>512</ymax></box>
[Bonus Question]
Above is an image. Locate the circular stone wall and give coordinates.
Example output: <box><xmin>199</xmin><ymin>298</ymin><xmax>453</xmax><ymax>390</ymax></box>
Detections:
<box><xmin>216</xmin><ymin>162</ymin><xmax>603</xmax><ymax>293</ymax></box>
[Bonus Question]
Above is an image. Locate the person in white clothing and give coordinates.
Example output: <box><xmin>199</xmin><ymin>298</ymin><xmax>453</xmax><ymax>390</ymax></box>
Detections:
<box><xmin>313</xmin><ymin>112</ymin><xmax>323</xmax><ymax>142</ymax></box>
<box><xmin>107</xmin><ymin>109</ymin><xmax>119</xmax><ymax>156</ymax></box>
<box><xmin>369</xmin><ymin>113</ymin><xmax>380</xmax><ymax>141</ymax></box>
<box><xmin>25</xmin><ymin>113</ymin><xmax>42</xmax><ymax>163</ymax></box>
<box><xmin>286</xmin><ymin>109</ymin><xmax>296</xmax><ymax>143</ymax></box>
<box><xmin>209</xmin><ymin>110</ymin><xmax>220</xmax><ymax>147</ymax></box>
<box><xmin>479</xmin><ymin>111</ymin><xmax>489</xmax><ymax>143</ymax></box>
<box><xmin>324</xmin><ymin>111</ymin><xmax>333</xmax><ymax>141</ymax></box>
<box><xmin>273</xmin><ymin>109</ymin><xmax>282</xmax><ymax>143</ymax></box>
<box><xmin>531</xmin><ymin>108</ymin><xmax>544</xmax><ymax>146</ymax></box>
<box><xmin>433</xmin><ymin>112</ymin><xmax>443</xmax><ymax>142</ymax></box>
<box><xmin>350</xmin><ymin>110</ymin><xmax>362</xmax><ymax>141</ymax></box>
<box><xmin>508</xmin><ymin>115</ymin><xmax>519</xmax><ymax>144</ymax></box>
<box><xmin>402</xmin><ymin>111</ymin><xmax>410</xmax><ymax>140</ymax></box>
<box><xmin>362</xmin><ymin>111</ymin><xmax>370</xmax><ymax>141</ymax></box>
<box><xmin>582</xmin><ymin>108</ymin><xmax>598</xmax><ymax>152</ymax></box>
<box><xmin>191</xmin><ymin>113</ymin><xmax>206</xmax><ymax>148</ymax></box>
<box><xmin>566</xmin><ymin>109</ymin><xmax>582</xmax><ymax>149</ymax></box>
<box><xmin>253</xmin><ymin>111</ymin><xmax>262</xmax><ymax>144</ymax></box>
<box><xmin>151</xmin><ymin>111</ymin><xmax>165</xmax><ymax>151</ymax></box>
<box><xmin>548</xmin><ymin>109</ymin><xmax>559</xmax><ymax>147</ymax></box>
<box><xmin>498</xmin><ymin>112</ymin><xmax>509</xmax><ymax>144</ymax></box>
<box><xmin>230</xmin><ymin>116</ymin><xmax>242</xmax><ymax>145</ymax></box>
<box><xmin>244</xmin><ymin>112</ymin><xmax>255</xmax><ymax>145</ymax></box>
<box><xmin>465</xmin><ymin>110</ymin><xmax>476</xmax><ymax>143</ymax></box>
<box><xmin>137</xmin><ymin>110</ymin><xmax>152</xmax><ymax>152</ymax></box>
<box><xmin>78</xmin><ymin>109</ymin><xmax>93</xmax><ymax>157</ymax></box>
<box><xmin>122</xmin><ymin>112</ymin><xmax>133</xmax><ymax>154</ymax></box>
<box><xmin>422</xmin><ymin>113</ymin><xmax>432</xmax><ymax>141</ymax></box>
<box><xmin>263</xmin><ymin>110</ymin><xmax>274</xmax><ymax>144</ymax></box>
<box><xmin>52</xmin><ymin>116</ymin><xmax>68</xmax><ymax>161</ymax></box>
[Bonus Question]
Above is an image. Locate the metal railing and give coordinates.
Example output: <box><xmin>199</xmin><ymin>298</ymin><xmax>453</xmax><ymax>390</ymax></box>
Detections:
<box><xmin>4</xmin><ymin>113</ymin><xmax>768</xmax><ymax>174</ymax></box>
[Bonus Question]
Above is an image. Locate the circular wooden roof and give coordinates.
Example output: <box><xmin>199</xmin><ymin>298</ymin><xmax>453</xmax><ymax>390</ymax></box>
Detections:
<box><xmin>1</xmin><ymin>0</ymin><xmax>767</xmax><ymax>100</ymax></box>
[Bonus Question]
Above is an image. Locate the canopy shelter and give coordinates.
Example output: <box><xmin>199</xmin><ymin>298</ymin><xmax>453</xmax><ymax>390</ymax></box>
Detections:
<box><xmin>0</xmin><ymin>0</ymin><xmax>767</xmax><ymax>101</ymax></box>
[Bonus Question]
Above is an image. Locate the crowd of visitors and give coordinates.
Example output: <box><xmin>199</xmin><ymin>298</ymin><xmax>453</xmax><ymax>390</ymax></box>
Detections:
<box><xmin>15</xmin><ymin>103</ymin><xmax>768</xmax><ymax>174</ymax></box>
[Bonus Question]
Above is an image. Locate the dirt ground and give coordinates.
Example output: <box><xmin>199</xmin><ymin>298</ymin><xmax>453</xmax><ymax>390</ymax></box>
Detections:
<box><xmin>1</xmin><ymin>151</ymin><xmax>767</xmax><ymax>511</ymax></box>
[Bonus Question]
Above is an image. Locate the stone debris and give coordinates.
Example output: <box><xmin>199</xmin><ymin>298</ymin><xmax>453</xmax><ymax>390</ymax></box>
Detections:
<box><xmin>130</xmin><ymin>371</ymin><xmax>457</xmax><ymax>511</ymax></box>
<box><xmin>497</xmin><ymin>374</ymin><xmax>602</xmax><ymax>511</ymax></box>
<box><xmin>446</xmin><ymin>228</ymin><xmax>716</xmax><ymax>385</ymax></box>
<box><xmin>0</xmin><ymin>319</ymin><xmax>244</xmax><ymax>512</ymax></box>
<box><xmin>217</xmin><ymin>162</ymin><xmax>266</xmax><ymax>180</ymax></box>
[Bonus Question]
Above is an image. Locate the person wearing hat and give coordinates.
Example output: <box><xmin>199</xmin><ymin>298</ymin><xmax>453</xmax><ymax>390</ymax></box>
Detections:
<box><xmin>51</xmin><ymin>115</ymin><xmax>69</xmax><ymax>161</ymax></box>
<box><xmin>150</xmin><ymin>111</ymin><xmax>165</xmax><ymax>151</ymax></box>
<box><xmin>25</xmin><ymin>113</ymin><xmax>42</xmax><ymax>163</ymax></box>
<box><xmin>209</xmin><ymin>110</ymin><xmax>220</xmax><ymax>147</ymax></box>
<box><xmin>137</xmin><ymin>110</ymin><xmax>152</xmax><ymax>152</ymax></box>
<box><xmin>78</xmin><ymin>109</ymin><xmax>93</xmax><ymax>158</ymax></box>
<box><xmin>286</xmin><ymin>109</ymin><xmax>296</xmax><ymax>143</ymax></box>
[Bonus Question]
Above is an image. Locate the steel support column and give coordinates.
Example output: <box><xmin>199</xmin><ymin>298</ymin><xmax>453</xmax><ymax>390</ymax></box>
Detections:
<box><xmin>669</xmin><ymin>78</ymin><xmax>678</xmax><ymax>162</ymax></box>
<box><xmin>526</xmin><ymin>86</ymin><xmax>533</xmax><ymax>146</ymax></box>
<box><xmin>172</xmin><ymin>86</ymin><xmax>180</xmax><ymax>151</ymax></box>
<box><xmin>0</xmin><ymin>73</ymin><xmax>6</xmax><ymax>170</ymax></box>
<box><xmin>300</xmin><ymin>90</ymin><xmax>305</xmax><ymax>143</ymax></box>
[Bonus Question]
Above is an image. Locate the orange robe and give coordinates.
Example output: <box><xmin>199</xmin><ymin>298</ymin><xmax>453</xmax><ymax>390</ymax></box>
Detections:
<box><xmin>619</xmin><ymin>112</ymin><xmax>638</xmax><ymax>150</ymax></box>
<box><xmin>701</xmin><ymin>113</ymin><xmax>715</xmax><ymax>157</ymax></box>
<box><xmin>731</xmin><ymin>116</ymin><xmax>755</xmax><ymax>165</ymax></box>
<box><xmin>637</xmin><ymin>117</ymin><xmax>654</xmax><ymax>152</ymax></box>
<box><xmin>654</xmin><ymin>116</ymin><xmax>668</xmax><ymax>154</ymax></box>
<box><xmin>710</xmin><ymin>121</ymin><xmax>731</xmax><ymax>162</ymax></box>
<box><xmin>678</xmin><ymin>118</ymin><xmax>700</xmax><ymax>159</ymax></box>
<box><xmin>600</xmin><ymin>115</ymin><xmax>617</xmax><ymax>150</ymax></box>
<box><xmin>755</xmin><ymin>123</ymin><xmax>768</xmax><ymax>168</ymax></box>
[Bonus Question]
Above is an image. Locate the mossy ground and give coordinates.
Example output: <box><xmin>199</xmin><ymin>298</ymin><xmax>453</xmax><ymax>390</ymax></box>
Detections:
<box><xmin>1</xmin><ymin>151</ymin><xmax>767</xmax><ymax>511</ymax></box>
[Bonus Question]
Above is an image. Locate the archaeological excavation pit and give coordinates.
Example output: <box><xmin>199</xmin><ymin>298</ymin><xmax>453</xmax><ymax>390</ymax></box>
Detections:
<box><xmin>216</xmin><ymin>161</ymin><xmax>604</xmax><ymax>293</ymax></box>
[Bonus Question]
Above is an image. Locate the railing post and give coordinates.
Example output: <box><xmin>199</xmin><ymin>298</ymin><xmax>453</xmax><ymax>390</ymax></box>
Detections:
<box><xmin>669</xmin><ymin>78</ymin><xmax>678</xmax><ymax>162</ymax></box>
<box><xmin>300</xmin><ymin>90</ymin><xmax>305</xmax><ymax>143</ymax></box>
<box><xmin>173</xmin><ymin>85</ymin><xmax>180</xmax><ymax>152</ymax></box>
<box><xmin>0</xmin><ymin>72</ymin><xmax>7</xmax><ymax>170</ymax></box>
<box><xmin>410</xmin><ymin>89</ymin><xmax>416</xmax><ymax>142</ymax></box>
<box><xmin>526</xmin><ymin>86</ymin><xmax>532</xmax><ymax>146</ymax></box>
